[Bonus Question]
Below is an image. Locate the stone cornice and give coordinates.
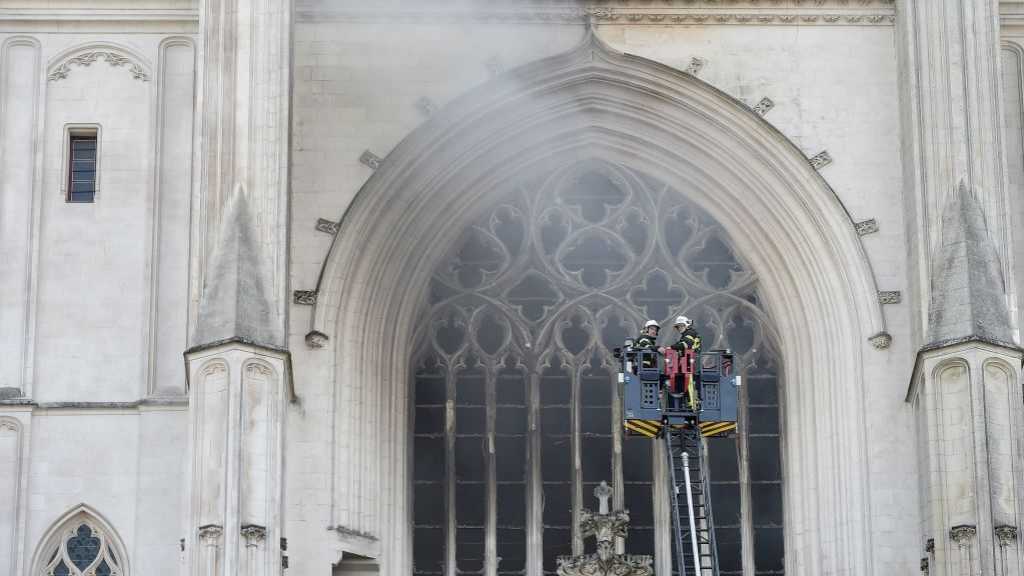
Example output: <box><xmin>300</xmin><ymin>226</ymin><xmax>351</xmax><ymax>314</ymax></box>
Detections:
<box><xmin>0</xmin><ymin>8</ymin><xmax>198</xmax><ymax>33</ymax></box>
<box><xmin>297</xmin><ymin>0</ymin><xmax>896</xmax><ymax>26</ymax></box>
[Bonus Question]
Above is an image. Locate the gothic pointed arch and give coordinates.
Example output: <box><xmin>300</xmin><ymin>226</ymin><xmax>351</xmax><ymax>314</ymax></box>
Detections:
<box><xmin>31</xmin><ymin>504</ymin><xmax>129</xmax><ymax>576</ymax></box>
<box><xmin>311</xmin><ymin>30</ymin><xmax>886</xmax><ymax>575</ymax></box>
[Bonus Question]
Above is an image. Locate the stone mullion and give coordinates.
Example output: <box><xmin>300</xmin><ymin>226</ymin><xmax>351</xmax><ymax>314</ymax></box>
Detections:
<box><xmin>446</xmin><ymin>363</ymin><xmax>457</xmax><ymax>576</ymax></box>
<box><xmin>571</xmin><ymin>355</ymin><xmax>584</xmax><ymax>556</ymax></box>
<box><xmin>526</xmin><ymin>361</ymin><xmax>543</xmax><ymax>576</ymax></box>
<box><xmin>611</xmin><ymin>361</ymin><xmax>625</xmax><ymax>556</ymax></box>
<box><xmin>737</xmin><ymin>368</ymin><xmax>755</xmax><ymax>576</ymax></box>
<box><xmin>486</xmin><ymin>359</ymin><xmax>498</xmax><ymax>576</ymax></box>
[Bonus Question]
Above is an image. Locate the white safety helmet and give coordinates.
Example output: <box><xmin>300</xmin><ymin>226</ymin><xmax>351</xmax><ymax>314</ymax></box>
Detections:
<box><xmin>644</xmin><ymin>319</ymin><xmax>660</xmax><ymax>330</ymax></box>
<box><xmin>673</xmin><ymin>315</ymin><xmax>693</xmax><ymax>328</ymax></box>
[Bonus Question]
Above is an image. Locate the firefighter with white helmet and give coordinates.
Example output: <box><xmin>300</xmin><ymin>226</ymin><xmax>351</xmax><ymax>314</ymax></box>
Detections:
<box><xmin>670</xmin><ymin>315</ymin><xmax>701</xmax><ymax>353</ymax></box>
<box><xmin>635</xmin><ymin>319</ymin><xmax>660</xmax><ymax>349</ymax></box>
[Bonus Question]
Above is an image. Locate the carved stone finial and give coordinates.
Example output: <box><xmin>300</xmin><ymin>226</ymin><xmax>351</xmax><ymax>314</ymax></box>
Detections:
<box><xmin>995</xmin><ymin>525</ymin><xmax>1018</xmax><ymax>548</ymax></box>
<box><xmin>594</xmin><ymin>481</ymin><xmax>613</xmax><ymax>514</ymax></box>
<box><xmin>950</xmin><ymin>524</ymin><xmax>977</xmax><ymax>548</ymax></box>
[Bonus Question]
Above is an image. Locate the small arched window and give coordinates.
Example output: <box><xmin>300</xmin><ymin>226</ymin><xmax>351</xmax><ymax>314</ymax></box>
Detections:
<box><xmin>35</xmin><ymin>508</ymin><xmax>126</xmax><ymax>576</ymax></box>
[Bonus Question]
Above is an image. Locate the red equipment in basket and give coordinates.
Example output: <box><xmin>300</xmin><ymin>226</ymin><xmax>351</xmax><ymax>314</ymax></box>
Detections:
<box><xmin>663</xmin><ymin>348</ymin><xmax>697</xmax><ymax>403</ymax></box>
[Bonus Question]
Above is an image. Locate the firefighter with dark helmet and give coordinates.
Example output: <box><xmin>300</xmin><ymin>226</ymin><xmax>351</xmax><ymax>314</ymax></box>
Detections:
<box><xmin>635</xmin><ymin>319</ymin><xmax>660</xmax><ymax>349</ymax></box>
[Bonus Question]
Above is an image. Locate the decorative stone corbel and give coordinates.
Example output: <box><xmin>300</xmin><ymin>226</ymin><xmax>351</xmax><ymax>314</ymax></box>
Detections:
<box><xmin>305</xmin><ymin>330</ymin><xmax>328</xmax><ymax>349</ymax></box>
<box><xmin>752</xmin><ymin>97</ymin><xmax>775</xmax><ymax>116</ymax></box>
<box><xmin>809</xmin><ymin>151</ymin><xmax>833</xmax><ymax>170</ymax></box>
<box><xmin>359</xmin><ymin>150</ymin><xmax>382</xmax><ymax>170</ymax></box>
<box><xmin>854</xmin><ymin>218</ymin><xmax>879</xmax><ymax>236</ymax></box>
<box><xmin>198</xmin><ymin>524</ymin><xmax>224</xmax><ymax>546</ymax></box>
<box><xmin>241</xmin><ymin>524</ymin><xmax>267</xmax><ymax>547</ymax></box>
<box><xmin>995</xmin><ymin>525</ymin><xmax>1018</xmax><ymax>548</ymax></box>
<box><xmin>684</xmin><ymin>57</ymin><xmax>706</xmax><ymax>76</ymax></box>
<box><xmin>293</xmin><ymin>290</ymin><xmax>317</xmax><ymax>305</ymax></box>
<box><xmin>950</xmin><ymin>524</ymin><xmax>977</xmax><ymax>549</ymax></box>
<box><xmin>315</xmin><ymin>218</ymin><xmax>339</xmax><ymax>235</ymax></box>
<box><xmin>868</xmin><ymin>331</ymin><xmax>892</xmax><ymax>350</ymax></box>
<box><xmin>878</xmin><ymin>291</ymin><xmax>901</xmax><ymax>305</ymax></box>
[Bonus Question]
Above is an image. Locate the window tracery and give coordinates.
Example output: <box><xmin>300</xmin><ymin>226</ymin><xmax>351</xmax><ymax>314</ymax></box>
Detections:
<box><xmin>412</xmin><ymin>159</ymin><xmax>783</xmax><ymax>576</ymax></box>
<box><xmin>40</xmin><ymin>520</ymin><xmax>124</xmax><ymax>576</ymax></box>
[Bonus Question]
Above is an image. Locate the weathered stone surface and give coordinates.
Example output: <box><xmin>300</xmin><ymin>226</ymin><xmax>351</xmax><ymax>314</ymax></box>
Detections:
<box><xmin>927</xmin><ymin>182</ymin><xmax>1014</xmax><ymax>346</ymax></box>
<box><xmin>193</xmin><ymin>187</ymin><xmax>282</xmax><ymax>349</ymax></box>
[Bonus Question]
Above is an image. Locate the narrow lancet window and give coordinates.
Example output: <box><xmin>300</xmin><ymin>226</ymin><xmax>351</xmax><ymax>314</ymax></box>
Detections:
<box><xmin>67</xmin><ymin>129</ymin><xmax>98</xmax><ymax>203</ymax></box>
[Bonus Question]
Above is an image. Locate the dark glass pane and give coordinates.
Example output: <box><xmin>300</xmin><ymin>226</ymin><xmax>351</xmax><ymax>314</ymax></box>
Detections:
<box><xmin>96</xmin><ymin>559</ymin><xmax>112</xmax><ymax>576</ymax></box>
<box><xmin>580</xmin><ymin>363</ymin><xmax>610</xmax><ymax>406</ymax></box>
<box><xmin>541</xmin><ymin>435</ymin><xmax>570</xmax><ymax>482</ymax></box>
<box><xmin>496</xmin><ymin>368</ymin><xmax>526</xmax><ymax>405</ymax></box>
<box><xmin>496</xmin><ymin>406</ymin><xmax>527</xmax><ymax>434</ymax></box>
<box><xmin>754</xmin><ymin>527</ymin><xmax>785</xmax><ymax>571</ymax></box>
<box><xmin>715</xmin><ymin>527</ymin><xmax>743</xmax><ymax>573</ymax></box>
<box><xmin>495</xmin><ymin>436</ymin><xmax>526</xmax><ymax>481</ymax></box>
<box><xmin>455</xmin><ymin>482</ymin><xmax>486</xmax><ymax>526</ymax></box>
<box><xmin>414</xmin><ymin>482</ymin><xmax>445</xmax><ymax>525</ymax></box>
<box><xmin>414</xmin><ymin>436</ymin><xmax>444</xmax><ymax>481</ymax></box>
<box><xmin>415</xmin><ymin>369</ymin><xmax>446</xmax><ymax>405</ymax></box>
<box><xmin>709</xmin><ymin>482</ymin><xmax>741</xmax><ymax>526</ymax></box>
<box><xmin>73</xmin><ymin>148</ymin><xmax>97</xmax><ymax>160</ymax></box>
<box><xmin>626</xmin><ymin>527</ymin><xmax>654</xmax><ymax>557</ymax></box>
<box><xmin>456</xmin><ymin>406</ymin><xmax>486</xmax><ymax>435</ymax></box>
<box><xmin>453</xmin><ymin>229</ymin><xmax>504</xmax><ymax>289</ymax></box>
<box><xmin>623</xmin><ymin>483</ymin><xmax>653</xmax><ymax>526</ymax></box>
<box><xmin>414</xmin><ymin>527</ymin><xmax>445</xmax><ymax>573</ymax></box>
<box><xmin>707</xmin><ymin>436</ymin><xmax>739</xmax><ymax>481</ymax></box>
<box><xmin>541</xmin><ymin>407</ymin><xmax>570</xmax><ymax>436</ymax></box>
<box><xmin>71</xmin><ymin>181</ymin><xmax>95</xmax><ymax>193</ymax></box>
<box><xmin>747</xmin><ymin>375</ymin><xmax>778</xmax><ymax>406</ymax></box>
<box><xmin>72</xmin><ymin>159</ymin><xmax>95</xmax><ymax>171</ymax></box>
<box><xmin>71</xmin><ymin>138</ymin><xmax>96</xmax><ymax>150</ymax></box>
<box><xmin>540</xmin><ymin>368</ymin><xmax>570</xmax><ymax>405</ymax></box>
<box><xmin>581</xmin><ymin>436</ymin><xmax>611</xmax><ymax>483</ymax></box>
<box><xmin>749</xmin><ymin>437</ymin><xmax>781</xmax><ymax>481</ymax></box>
<box><xmin>67</xmin><ymin>524</ymin><xmax>101</xmax><ymax>570</ymax></box>
<box><xmin>415</xmin><ymin>407</ymin><xmax>444</xmax><ymax>434</ymax></box>
<box><xmin>455</xmin><ymin>437</ymin><xmax>486</xmax><ymax>482</ymax></box>
<box><xmin>54</xmin><ymin>560</ymin><xmax>71</xmax><ymax>576</ymax></box>
<box><xmin>751</xmin><ymin>483</ymin><xmax>783</xmax><ymax>527</ymax></box>
<box><xmin>71</xmin><ymin>170</ymin><xmax>96</xmax><ymax>182</ymax></box>
<box><xmin>580</xmin><ymin>406</ymin><xmax>609</xmax><ymax>434</ymax></box>
<box><xmin>497</xmin><ymin>527</ymin><xmax>527</xmax><ymax>573</ymax></box>
<box><xmin>456</xmin><ymin>367</ymin><xmax>486</xmax><ymax>406</ymax></box>
<box><xmin>497</xmin><ymin>483</ymin><xmax>526</xmax><ymax>526</ymax></box>
<box><xmin>560</xmin><ymin>235</ymin><xmax>627</xmax><ymax>289</ymax></box>
<box><xmin>748</xmin><ymin>406</ymin><xmax>780</xmax><ymax>435</ymax></box>
<box><xmin>69</xmin><ymin>191</ymin><xmax>94</xmax><ymax>203</ymax></box>
<box><xmin>541</xmin><ymin>484</ymin><xmax>571</xmax><ymax>526</ymax></box>
<box><xmin>542</xmin><ymin>527</ymin><xmax>572</xmax><ymax>574</ymax></box>
<box><xmin>629</xmin><ymin>270</ymin><xmax>684</xmax><ymax>321</ymax></box>
<box><xmin>621</xmin><ymin>438</ymin><xmax>651</xmax><ymax>482</ymax></box>
<box><xmin>456</xmin><ymin>526</ymin><xmax>485</xmax><ymax>573</ymax></box>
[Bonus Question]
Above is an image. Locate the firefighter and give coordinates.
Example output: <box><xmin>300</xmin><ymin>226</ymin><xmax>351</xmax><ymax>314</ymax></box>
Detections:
<box><xmin>670</xmin><ymin>315</ymin><xmax>701</xmax><ymax>353</ymax></box>
<box><xmin>635</xmin><ymin>319</ymin><xmax>660</xmax><ymax>349</ymax></box>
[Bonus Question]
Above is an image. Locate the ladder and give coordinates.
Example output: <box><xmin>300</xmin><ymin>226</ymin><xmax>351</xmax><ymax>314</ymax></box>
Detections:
<box><xmin>665</xmin><ymin>426</ymin><xmax>719</xmax><ymax>576</ymax></box>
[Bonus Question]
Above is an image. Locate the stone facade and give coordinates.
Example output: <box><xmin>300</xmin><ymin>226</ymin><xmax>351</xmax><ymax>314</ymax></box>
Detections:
<box><xmin>1</xmin><ymin>1</ymin><xmax>1024</xmax><ymax>575</ymax></box>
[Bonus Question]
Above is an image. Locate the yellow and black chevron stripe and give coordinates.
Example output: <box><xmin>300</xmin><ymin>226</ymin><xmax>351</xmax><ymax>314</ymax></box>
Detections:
<box><xmin>698</xmin><ymin>421</ymin><xmax>737</xmax><ymax>437</ymax></box>
<box><xmin>624</xmin><ymin>419</ymin><xmax>736</xmax><ymax>438</ymax></box>
<box><xmin>624</xmin><ymin>419</ymin><xmax>662</xmax><ymax>438</ymax></box>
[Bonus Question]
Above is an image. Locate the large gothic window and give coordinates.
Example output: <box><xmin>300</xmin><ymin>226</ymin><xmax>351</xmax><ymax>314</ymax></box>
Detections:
<box><xmin>412</xmin><ymin>161</ymin><xmax>784</xmax><ymax>576</ymax></box>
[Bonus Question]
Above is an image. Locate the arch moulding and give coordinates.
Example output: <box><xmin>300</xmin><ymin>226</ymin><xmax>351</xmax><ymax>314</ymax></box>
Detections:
<box><xmin>310</xmin><ymin>31</ymin><xmax>886</xmax><ymax>576</ymax></box>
